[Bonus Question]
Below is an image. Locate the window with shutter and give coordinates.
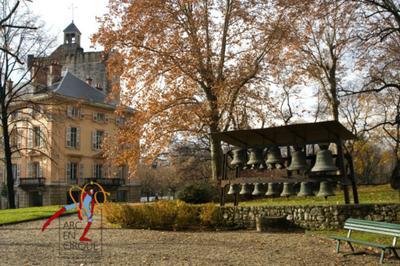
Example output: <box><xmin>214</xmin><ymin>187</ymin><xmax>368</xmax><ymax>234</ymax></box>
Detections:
<box><xmin>27</xmin><ymin>163</ymin><xmax>31</xmax><ymax>177</ymax></box>
<box><xmin>17</xmin><ymin>130</ymin><xmax>22</xmax><ymax>148</ymax></box>
<box><xmin>91</xmin><ymin>131</ymin><xmax>96</xmax><ymax>150</ymax></box>
<box><xmin>76</xmin><ymin>127</ymin><xmax>80</xmax><ymax>148</ymax></box>
<box><xmin>79</xmin><ymin>163</ymin><xmax>84</xmax><ymax>179</ymax></box>
<box><xmin>39</xmin><ymin>164</ymin><xmax>43</xmax><ymax>177</ymax></box>
<box><xmin>67</xmin><ymin>106</ymin><xmax>81</xmax><ymax>118</ymax></box>
<box><xmin>66</xmin><ymin>127</ymin><xmax>70</xmax><ymax>147</ymax></box>
<box><xmin>93</xmin><ymin>112</ymin><xmax>98</xmax><ymax>121</ymax></box>
<box><xmin>67</xmin><ymin>106</ymin><xmax>72</xmax><ymax>117</ymax></box>
<box><xmin>33</xmin><ymin>127</ymin><xmax>41</xmax><ymax>147</ymax></box>
<box><xmin>31</xmin><ymin>162</ymin><xmax>40</xmax><ymax>177</ymax></box>
<box><xmin>66</xmin><ymin>162</ymin><xmax>71</xmax><ymax>179</ymax></box>
<box><xmin>11</xmin><ymin>164</ymin><xmax>20</xmax><ymax>185</ymax></box>
<box><xmin>66</xmin><ymin>127</ymin><xmax>79</xmax><ymax>148</ymax></box>
<box><xmin>39</xmin><ymin>126</ymin><xmax>44</xmax><ymax>147</ymax></box>
<box><xmin>16</xmin><ymin>164</ymin><xmax>20</xmax><ymax>181</ymax></box>
<box><xmin>28</xmin><ymin>128</ymin><xmax>33</xmax><ymax>148</ymax></box>
<box><xmin>93</xmin><ymin>164</ymin><xmax>103</xmax><ymax>178</ymax></box>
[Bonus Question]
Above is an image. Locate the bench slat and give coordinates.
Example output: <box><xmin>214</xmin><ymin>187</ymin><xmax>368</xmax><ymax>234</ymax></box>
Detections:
<box><xmin>344</xmin><ymin>218</ymin><xmax>400</xmax><ymax>237</ymax></box>
<box><xmin>344</xmin><ymin>225</ymin><xmax>400</xmax><ymax>237</ymax></box>
<box><xmin>346</xmin><ymin>218</ymin><xmax>400</xmax><ymax>230</ymax></box>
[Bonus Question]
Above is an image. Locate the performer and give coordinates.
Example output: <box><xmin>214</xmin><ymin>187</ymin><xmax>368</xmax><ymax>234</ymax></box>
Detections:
<box><xmin>41</xmin><ymin>188</ymin><xmax>95</xmax><ymax>242</ymax></box>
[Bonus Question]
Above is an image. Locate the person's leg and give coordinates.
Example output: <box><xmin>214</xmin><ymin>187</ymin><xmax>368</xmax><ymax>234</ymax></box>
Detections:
<box><xmin>79</xmin><ymin>214</ymin><xmax>93</xmax><ymax>241</ymax></box>
<box><xmin>41</xmin><ymin>203</ymin><xmax>75</xmax><ymax>232</ymax></box>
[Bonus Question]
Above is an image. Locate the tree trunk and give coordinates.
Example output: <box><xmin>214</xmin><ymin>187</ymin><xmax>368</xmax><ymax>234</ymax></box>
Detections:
<box><xmin>2</xmin><ymin>117</ymin><xmax>16</xmax><ymax>209</ymax></box>
<box><xmin>208</xmin><ymin>94</ymin><xmax>222</xmax><ymax>181</ymax></box>
<box><xmin>209</xmin><ymin>131</ymin><xmax>222</xmax><ymax>181</ymax></box>
<box><xmin>390</xmin><ymin>159</ymin><xmax>400</xmax><ymax>190</ymax></box>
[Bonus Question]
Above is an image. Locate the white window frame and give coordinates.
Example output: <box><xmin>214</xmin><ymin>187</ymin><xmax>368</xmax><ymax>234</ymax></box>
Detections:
<box><xmin>93</xmin><ymin>112</ymin><xmax>108</xmax><ymax>123</ymax></box>
<box><xmin>66</xmin><ymin>126</ymin><xmax>80</xmax><ymax>148</ymax></box>
<box><xmin>28</xmin><ymin>162</ymin><xmax>42</xmax><ymax>178</ymax></box>
<box><xmin>66</xmin><ymin>162</ymin><xmax>79</xmax><ymax>180</ymax></box>
<box><xmin>33</xmin><ymin>126</ymin><xmax>41</xmax><ymax>147</ymax></box>
<box><xmin>93</xmin><ymin>163</ymin><xmax>103</xmax><ymax>179</ymax></box>
<box><xmin>92</xmin><ymin>130</ymin><xmax>104</xmax><ymax>150</ymax></box>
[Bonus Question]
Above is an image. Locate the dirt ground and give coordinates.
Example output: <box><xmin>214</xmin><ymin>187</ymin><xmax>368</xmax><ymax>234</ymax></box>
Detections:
<box><xmin>0</xmin><ymin>215</ymin><xmax>398</xmax><ymax>266</ymax></box>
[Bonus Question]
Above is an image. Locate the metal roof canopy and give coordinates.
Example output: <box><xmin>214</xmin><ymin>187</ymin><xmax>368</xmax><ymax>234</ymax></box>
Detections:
<box><xmin>212</xmin><ymin>121</ymin><xmax>355</xmax><ymax>147</ymax></box>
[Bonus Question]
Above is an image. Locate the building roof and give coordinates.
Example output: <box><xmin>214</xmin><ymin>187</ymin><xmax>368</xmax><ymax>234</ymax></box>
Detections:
<box><xmin>63</xmin><ymin>21</ymin><xmax>81</xmax><ymax>34</ymax></box>
<box><xmin>49</xmin><ymin>71</ymin><xmax>109</xmax><ymax>104</ymax></box>
<box><xmin>211</xmin><ymin>121</ymin><xmax>355</xmax><ymax>147</ymax></box>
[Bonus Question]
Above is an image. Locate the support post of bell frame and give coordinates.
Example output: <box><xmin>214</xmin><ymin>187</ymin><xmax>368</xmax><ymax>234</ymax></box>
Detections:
<box><xmin>336</xmin><ymin>139</ymin><xmax>350</xmax><ymax>204</ymax></box>
<box><xmin>346</xmin><ymin>153</ymin><xmax>359</xmax><ymax>204</ymax></box>
<box><xmin>219</xmin><ymin>152</ymin><xmax>228</xmax><ymax>206</ymax></box>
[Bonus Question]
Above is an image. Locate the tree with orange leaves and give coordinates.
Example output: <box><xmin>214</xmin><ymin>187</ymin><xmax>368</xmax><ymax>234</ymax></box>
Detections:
<box><xmin>94</xmin><ymin>0</ymin><xmax>308</xmax><ymax>179</ymax></box>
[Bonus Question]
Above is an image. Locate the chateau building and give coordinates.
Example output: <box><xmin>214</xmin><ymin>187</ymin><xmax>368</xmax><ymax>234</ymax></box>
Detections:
<box><xmin>0</xmin><ymin>22</ymin><xmax>140</xmax><ymax>208</ymax></box>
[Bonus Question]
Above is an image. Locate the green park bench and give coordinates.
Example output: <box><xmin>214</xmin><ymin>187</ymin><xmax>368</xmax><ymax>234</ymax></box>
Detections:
<box><xmin>331</xmin><ymin>218</ymin><xmax>400</xmax><ymax>264</ymax></box>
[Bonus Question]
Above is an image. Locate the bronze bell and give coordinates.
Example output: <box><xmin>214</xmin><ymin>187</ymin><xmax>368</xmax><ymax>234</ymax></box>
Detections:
<box><xmin>280</xmin><ymin>182</ymin><xmax>295</xmax><ymax>197</ymax></box>
<box><xmin>227</xmin><ymin>184</ymin><xmax>240</xmax><ymax>195</ymax></box>
<box><xmin>265</xmin><ymin>183</ymin><xmax>280</xmax><ymax>197</ymax></box>
<box><xmin>288</xmin><ymin>150</ymin><xmax>308</xmax><ymax>171</ymax></box>
<box><xmin>247</xmin><ymin>148</ymin><xmax>264</xmax><ymax>169</ymax></box>
<box><xmin>311</xmin><ymin>145</ymin><xmax>338</xmax><ymax>172</ymax></box>
<box><xmin>266</xmin><ymin>147</ymin><xmax>284</xmax><ymax>169</ymax></box>
<box><xmin>230</xmin><ymin>147</ymin><xmax>247</xmax><ymax>168</ymax></box>
<box><xmin>252</xmin><ymin>183</ymin><xmax>264</xmax><ymax>196</ymax></box>
<box><xmin>239</xmin><ymin>183</ymin><xmax>252</xmax><ymax>195</ymax></box>
<box><xmin>297</xmin><ymin>182</ymin><xmax>315</xmax><ymax>197</ymax></box>
<box><xmin>317</xmin><ymin>181</ymin><xmax>335</xmax><ymax>198</ymax></box>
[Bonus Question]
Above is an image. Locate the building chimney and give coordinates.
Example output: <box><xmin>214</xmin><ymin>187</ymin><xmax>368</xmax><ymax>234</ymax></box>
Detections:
<box><xmin>32</xmin><ymin>64</ymin><xmax>48</xmax><ymax>89</ymax></box>
<box><xmin>47</xmin><ymin>62</ymin><xmax>62</xmax><ymax>86</ymax></box>
<box><xmin>86</xmin><ymin>76</ymin><xmax>93</xmax><ymax>86</ymax></box>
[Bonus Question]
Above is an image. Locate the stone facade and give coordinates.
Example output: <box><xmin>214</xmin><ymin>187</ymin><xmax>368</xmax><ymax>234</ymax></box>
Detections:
<box><xmin>0</xmin><ymin>22</ymin><xmax>140</xmax><ymax>209</ymax></box>
<box><xmin>220</xmin><ymin>204</ymin><xmax>400</xmax><ymax>230</ymax></box>
<box><xmin>28</xmin><ymin>22</ymin><xmax>112</xmax><ymax>95</ymax></box>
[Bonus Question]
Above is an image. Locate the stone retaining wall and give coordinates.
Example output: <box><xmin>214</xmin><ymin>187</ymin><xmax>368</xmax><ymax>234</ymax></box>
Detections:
<box><xmin>220</xmin><ymin>204</ymin><xmax>400</xmax><ymax>230</ymax></box>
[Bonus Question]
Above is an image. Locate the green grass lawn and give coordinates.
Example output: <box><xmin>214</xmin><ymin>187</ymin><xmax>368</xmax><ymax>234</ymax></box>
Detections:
<box><xmin>0</xmin><ymin>205</ymin><xmax>76</xmax><ymax>225</ymax></box>
<box><xmin>236</xmin><ymin>184</ymin><xmax>399</xmax><ymax>206</ymax></box>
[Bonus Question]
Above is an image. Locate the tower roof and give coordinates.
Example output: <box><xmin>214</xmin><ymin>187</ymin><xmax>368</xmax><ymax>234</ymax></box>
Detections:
<box><xmin>63</xmin><ymin>21</ymin><xmax>81</xmax><ymax>34</ymax></box>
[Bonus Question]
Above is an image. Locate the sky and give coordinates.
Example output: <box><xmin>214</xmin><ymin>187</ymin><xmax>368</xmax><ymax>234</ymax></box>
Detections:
<box><xmin>28</xmin><ymin>0</ymin><xmax>109</xmax><ymax>51</ymax></box>
<box><xmin>25</xmin><ymin>0</ymin><xmax>317</xmax><ymax>124</ymax></box>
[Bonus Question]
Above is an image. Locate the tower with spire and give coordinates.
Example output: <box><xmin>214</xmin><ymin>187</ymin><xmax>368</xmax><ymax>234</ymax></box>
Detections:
<box><xmin>28</xmin><ymin>21</ymin><xmax>116</xmax><ymax>97</ymax></box>
<box><xmin>63</xmin><ymin>21</ymin><xmax>81</xmax><ymax>46</ymax></box>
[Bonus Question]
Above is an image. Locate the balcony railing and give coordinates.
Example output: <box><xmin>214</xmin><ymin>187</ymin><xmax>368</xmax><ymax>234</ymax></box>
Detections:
<box><xmin>79</xmin><ymin>177</ymin><xmax>124</xmax><ymax>186</ymax></box>
<box><xmin>19</xmin><ymin>177</ymin><xmax>46</xmax><ymax>187</ymax></box>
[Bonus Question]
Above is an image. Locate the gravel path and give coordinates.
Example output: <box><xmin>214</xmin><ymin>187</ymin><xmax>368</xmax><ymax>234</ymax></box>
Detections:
<box><xmin>0</xmin><ymin>215</ymin><xmax>398</xmax><ymax>266</ymax></box>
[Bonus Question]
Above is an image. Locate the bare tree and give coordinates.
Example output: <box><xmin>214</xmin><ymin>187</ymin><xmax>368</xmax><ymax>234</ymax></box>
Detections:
<box><xmin>0</xmin><ymin>0</ymin><xmax>53</xmax><ymax>208</ymax></box>
<box><xmin>346</xmin><ymin>0</ymin><xmax>400</xmax><ymax>187</ymax></box>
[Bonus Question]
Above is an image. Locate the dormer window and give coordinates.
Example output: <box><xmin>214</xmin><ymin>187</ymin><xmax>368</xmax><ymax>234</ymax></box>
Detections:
<box><xmin>93</xmin><ymin>112</ymin><xmax>107</xmax><ymax>123</ymax></box>
<box><xmin>67</xmin><ymin>105</ymin><xmax>81</xmax><ymax>119</ymax></box>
